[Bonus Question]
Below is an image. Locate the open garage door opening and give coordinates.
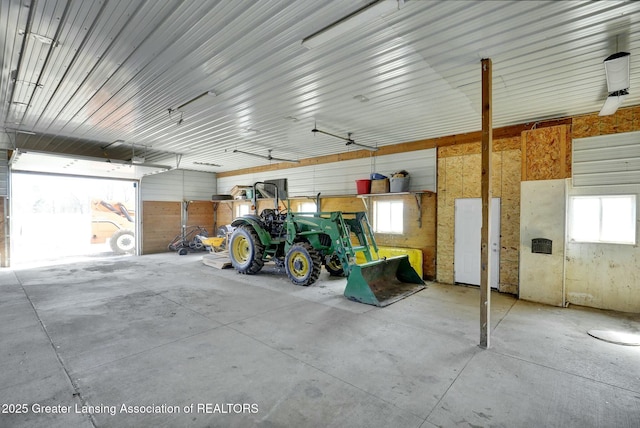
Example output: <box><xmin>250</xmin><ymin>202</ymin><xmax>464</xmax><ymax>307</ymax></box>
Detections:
<box><xmin>11</xmin><ymin>173</ymin><xmax>137</xmax><ymax>268</ymax></box>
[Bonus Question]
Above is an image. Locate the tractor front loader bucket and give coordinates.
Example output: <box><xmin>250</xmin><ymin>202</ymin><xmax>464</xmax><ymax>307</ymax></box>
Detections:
<box><xmin>344</xmin><ymin>255</ymin><xmax>425</xmax><ymax>307</ymax></box>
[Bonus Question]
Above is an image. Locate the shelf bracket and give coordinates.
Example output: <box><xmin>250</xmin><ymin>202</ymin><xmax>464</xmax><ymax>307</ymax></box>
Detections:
<box><xmin>414</xmin><ymin>193</ymin><xmax>422</xmax><ymax>228</ymax></box>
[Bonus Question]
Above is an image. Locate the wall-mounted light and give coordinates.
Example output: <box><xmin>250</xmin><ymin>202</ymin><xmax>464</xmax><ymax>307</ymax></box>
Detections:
<box><xmin>599</xmin><ymin>91</ymin><xmax>628</xmax><ymax>116</ymax></box>
<box><xmin>599</xmin><ymin>52</ymin><xmax>630</xmax><ymax>116</ymax></box>
<box><xmin>604</xmin><ymin>52</ymin><xmax>630</xmax><ymax>92</ymax></box>
<box><xmin>301</xmin><ymin>0</ymin><xmax>404</xmax><ymax>49</ymax></box>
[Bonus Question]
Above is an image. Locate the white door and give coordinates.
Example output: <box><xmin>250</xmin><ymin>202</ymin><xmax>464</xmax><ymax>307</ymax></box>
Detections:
<box><xmin>454</xmin><ymin>198</ymin><xmax>500</xmax><ymax>288</ymax></box>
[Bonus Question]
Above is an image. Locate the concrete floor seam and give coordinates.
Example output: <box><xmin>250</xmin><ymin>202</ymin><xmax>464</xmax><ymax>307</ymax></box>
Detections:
<box><xmin>14</xmin><ymin>274</ymin><xmax>98</xmax><ymax>428</ymax></box>
<box><xmin>490</xmin><ymin>293</ymin><xmax>519</xmax><ymax>332</ymax></box>
<box><xmin>421</xmin><ymin>344</ymin><xmax>483</xmax><ymax>425</ymax></box>
<box><xmin>484</xmin><ymin>347</ymin><xmax>640</xmax><ymax>395</ymax></box>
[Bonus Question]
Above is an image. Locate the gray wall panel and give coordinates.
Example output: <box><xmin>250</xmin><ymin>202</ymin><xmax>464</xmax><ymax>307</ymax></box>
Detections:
<box><xmin>141</xmin><ymin>169</ymin><xmax>216</xmax><ymax>201</ymax></box>
<box><xmin>573</xmin><ymin>131</ymin><xmax>640</xmax><ymax>187</ymax></box>
<box><xmin>217</xmin><ymin>149</ymin><xmax>436</xmax><ymax>197</ymax></box>
<box><xmin>0</xmin><ymin>150</ymin><xmax>8</xmax><ymax>197</ymax></box>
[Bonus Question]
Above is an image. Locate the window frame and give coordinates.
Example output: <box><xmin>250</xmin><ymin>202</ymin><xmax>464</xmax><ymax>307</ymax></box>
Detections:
<box><xmin>235</xmin><ymin>203</ymin><xmax>251</xmax><ymax>218</ymax></box>
<box><xmin>297</xmin><ymin>201</ymin><xmax>317</xmax><ymax>213</ymax></box>
<box><xmin>567</xmin><ymin>194</ymin><xmax>637</xmax><ymax>245</ymax></box>
<box><xmin>372</xmin><ymin>199</ymin><xmax>404</xmax><ymax>234</ymax></box>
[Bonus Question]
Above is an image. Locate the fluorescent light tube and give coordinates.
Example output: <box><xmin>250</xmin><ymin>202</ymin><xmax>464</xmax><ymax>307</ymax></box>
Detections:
<box><xmin>302</xmin><ymin>0</ymin><xmax>401</xmax><ymax>49</ymax></box>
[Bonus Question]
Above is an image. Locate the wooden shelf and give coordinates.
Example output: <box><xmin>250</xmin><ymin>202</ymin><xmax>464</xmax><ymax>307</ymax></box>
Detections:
<box><xmin>356</xmin><ymin>191</ymin><xmax>433</xmax><ymax>197</ymax></box>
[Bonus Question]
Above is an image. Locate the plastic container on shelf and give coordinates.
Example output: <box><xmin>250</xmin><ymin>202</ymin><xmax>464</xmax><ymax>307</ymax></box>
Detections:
<box><xmin>356</xmin><ymin>179</ymin><xmax>372</xmax><ymax>194</ymax></box>
<box><xmin>390</xmin><ymin>176</ymin><xmax>410</xmax><ymax>193</ymax></box>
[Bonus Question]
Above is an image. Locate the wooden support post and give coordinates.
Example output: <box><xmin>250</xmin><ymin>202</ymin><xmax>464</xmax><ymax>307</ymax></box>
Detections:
<box><xmin>480</xmin><ymin>58</ymin><xmax>493</xmax><ymax>349</ymax></box>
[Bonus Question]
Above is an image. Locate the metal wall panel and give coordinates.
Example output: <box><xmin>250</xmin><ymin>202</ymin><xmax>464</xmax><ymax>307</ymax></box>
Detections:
<box><xmin>217</xmin><ymin>149</ymin><xmax>436</xmax><ymax>197</ymax></box>
<box><xmin>3</xmin><ymin>1</ymin><xmax>640</xmax><ymax>174</ymax></box>
<box><xmin>0</xmin><ymin>150</ymin><xmax>8</xmax><ymax>197</ymax></box>
<box><xmin>183</xmin><ymin>170</ymin><xmax>216</xmax><ymax>201</ymax></box>
<box><xmin>573</xmin><ymin>131</ymin><xmax>640</xmax><ymax>187</ymax></box>
<box><xmin>141</xmin><ymin>169</ymin><xmax>216</xmax><ymax>201</ymax></box>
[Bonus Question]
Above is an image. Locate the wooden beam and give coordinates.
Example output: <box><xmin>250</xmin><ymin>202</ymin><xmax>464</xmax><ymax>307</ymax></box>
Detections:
<box><xmin>480</xmin><ymin>58</ymin><xmax>493</xmax><ymax>349</ymax></box>
<box><xmin>217</xmin><ymin>118</ymin><xmax>572</xmax><ymax>178</ymax></box>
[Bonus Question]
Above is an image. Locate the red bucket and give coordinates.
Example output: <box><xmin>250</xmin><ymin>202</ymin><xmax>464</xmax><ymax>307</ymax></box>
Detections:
<box><xmin>356</xmin><ymin>179</ymin><xmax>371</xmax><ymax>195</ymax></box>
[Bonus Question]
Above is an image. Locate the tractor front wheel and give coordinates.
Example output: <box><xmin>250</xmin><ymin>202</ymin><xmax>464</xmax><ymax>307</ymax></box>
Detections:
<box><xmin>324</xmin><ymin>254</ymin><xmax>345</xmax><ymax>277</ymax></box>
<box><xmin>285</xmin><ymin>242</ymin><xmax>322</xmax><ymax>286</ymax></box>
<box><xmin>229</xmin><ymin>225</ymin><xmax>265</xmax><ymax>274</ymax></box>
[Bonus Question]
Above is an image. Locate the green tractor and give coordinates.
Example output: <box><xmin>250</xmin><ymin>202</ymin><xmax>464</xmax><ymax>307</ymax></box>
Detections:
<box><xmin>228</xmin><ymin>182</ymin><xmax>425</xmax><ymax>306</ymax></box>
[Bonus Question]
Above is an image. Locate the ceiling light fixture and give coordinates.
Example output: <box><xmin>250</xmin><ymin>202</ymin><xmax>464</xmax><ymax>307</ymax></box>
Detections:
<box><xmin>5</xmin><ymin>128</ymin><xmax>35</xmax><ymax>135</ymax></box>
<box><xmin>301</xmin><ymin>0</ymin><xmax>404</xmax><ymax>49</ymax></box>
<box><xmin>233</xmin><ymin>149</ymin><xmax>299</xmax><ymax>163</ymax></box>
<box><xmin>174</xmin><ymin>90</ymin><xmax>217</xmax><ymax>111</ymax></box>
<box><xmin>599</xmin><ymin>52</ymin><xmax>630</xmax><ymax>116</ymax></box>
<box><xmin>101</xmin><ymin>139</ymin><xmax>124</xmax><ymax>150</ymax></box>
<box><xmin>311</xmin><ymin>127</ymin><xmax>379</xmax><ymax>152</ymax></box>
<box><xmin>194</xmin><ymin>161</ymin><xmax>222</xmax><ymax>167</ymax></box>
<box><xmin>32</xmin><ymin>33</ymin><xmax>58</xmax><ymax>46</ymax></box>
<box><xmin>353</xmin><ymin>94</ymin><xmax>369</xmax><ymax>103</ymax></box>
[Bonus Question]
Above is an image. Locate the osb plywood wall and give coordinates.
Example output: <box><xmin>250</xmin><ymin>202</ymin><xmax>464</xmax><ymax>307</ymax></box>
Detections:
<box><xmin>437</xmin><ymin>137</ymin><xmax>521</xmax><ymax>294</ymax></box>
<box><xmin>522</xmin><ymin>125</ymin><xmax>571</xmax><ymax>181</ymax></box>
<box><xmin>573</xmin><ymin>105</ymin><xmax>640</xmax><ymax>137</ymax></box>
<box><xmin>142</xmin><ymin>201</ymin><xmax>181</xmax><ymax>254</ymax></box>
<box><xmin>213</xmin><ymin>194</ymin><xmax>437</xmax><ymax>280</ymax></box>
<box><xmin>372</xmin><ymin>193</ymin><xmax>437</xmax><ymax>279</ymax></box>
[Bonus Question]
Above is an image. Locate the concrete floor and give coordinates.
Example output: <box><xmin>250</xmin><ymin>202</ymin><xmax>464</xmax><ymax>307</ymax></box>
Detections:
<box><xmin>1</xmin><ymin>253</ymin><xmax>639</xmax><ymax>428</ymax></box>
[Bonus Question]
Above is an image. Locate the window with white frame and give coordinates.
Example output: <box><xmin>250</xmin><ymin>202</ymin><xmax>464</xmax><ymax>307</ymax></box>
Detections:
<box><xmin>373</xmin><ymin>200</ymin><xmax>403</xmax><ymax>234</ymax></box>
<box><xmin>235</xmin><ymin>203</ymin><xmax>250</xmax><ymax>218</ymax></box>
<box><xmin>568</xmin><ymin>195</ymin><xmax>636</xmax><ymax>244</ymax></box>
<box><xmin>297</xmin><ymin>202</ymin><xmax>317</xmax><ymax>213</ymax></box>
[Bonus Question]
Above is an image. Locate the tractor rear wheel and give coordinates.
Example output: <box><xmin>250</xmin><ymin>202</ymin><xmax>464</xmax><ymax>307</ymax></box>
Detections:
<box><xmin>285</xmin><ymin>242</ymin><xmax>322</xmax><ymax>286</ymax></box>
<box><xmin>229</xmin><ymin>225</ymin><xmax>265</xmax><ymax>274</ymax></box>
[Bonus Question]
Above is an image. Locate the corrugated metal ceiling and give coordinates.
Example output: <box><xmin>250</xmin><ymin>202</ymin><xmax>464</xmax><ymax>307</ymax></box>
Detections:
<box><xmin>1</xmin><ymin>0</ymin><xmax>639</xmax><ymax>174</ymax></box>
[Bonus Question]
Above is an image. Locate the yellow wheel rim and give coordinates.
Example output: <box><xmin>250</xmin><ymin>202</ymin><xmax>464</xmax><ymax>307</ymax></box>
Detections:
<box><xmin>232</xmin><ymin>235</ymin><xmax>250</xmax><ymax>262</ymax></box>
<box><xmin>288</xmin><ymin>251</ymin><xmax>309</xmax><ymax>278</ymax></box>
<box><xmin>327</xmin><ymin>258</ymin><xmax>341</xmax><ymax>270</ymax></box>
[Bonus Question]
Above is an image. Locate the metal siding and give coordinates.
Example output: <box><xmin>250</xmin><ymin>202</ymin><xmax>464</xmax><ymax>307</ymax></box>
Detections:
<box><xmin>141</xmin><ymin>169</ymin><xmax>216</xmax><ymax>201</ymax></box>
<box><xmin>217</xmin><ymin>149</ymin><xmax>436</xmax><ymax>197</ymax></box>
<box><xmin>0</xmin><ymin>150</ymin><xmax>8</xmax><ymax>197</ymax></box>
<box><xmin>140</xmin><ymin>169</ymin><xmax>184</xmax><ymax>202</ymax></box>
<box><xmin>2</xmin><ymin>1</ymin><xmax>640</xmax><ymax>174</ymax></box>
<box><xmin>183</xmin><ymin>170</ymin><xmax>216</xmax><ymax>201</ymax></box>
<box><xmin>573</xmin><ymin>131</ymin><xmax>640</xmax><ymax>187</ymax></box>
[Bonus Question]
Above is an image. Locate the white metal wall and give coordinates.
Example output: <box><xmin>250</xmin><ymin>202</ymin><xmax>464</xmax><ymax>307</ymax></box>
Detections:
<box><xmin>141</xmin><ymin>169</ymin><xmax>216</xmax><ymax>201</ymax></box>
<box><xmin>0</xmin><ymin>150</ymin><xmax>7</xmax><ymax>197</ymax></box>
<box><xmin>573</xmin><ymin>131</ymin><xmax>640</xmax><ymax>187</ymax></box>
<box><xmin>217</xmin><ymin>149</ymin><xmax>436</xmax><ymax>196</ymax></box>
